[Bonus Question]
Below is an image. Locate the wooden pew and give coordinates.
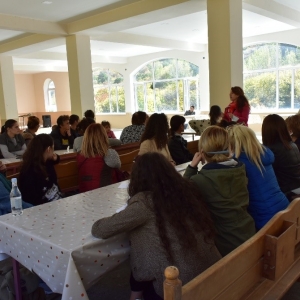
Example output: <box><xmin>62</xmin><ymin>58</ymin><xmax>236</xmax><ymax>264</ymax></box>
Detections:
<box><xmin>112</xmin><ymin>142</ymin><xmax>140</xmax><ymax>155</ymax></box>
<box><xmin>55</xmin><ymin>160</ymin><xmax>79</xmax><ymax>193</ymax></box>
<box><xmin>187</xmin><ymin>140</ymin><xmax>198</xmax><ymax>155</ymax></box>
<box><xmin>119</xmin><ymin>149</ymin><xmax>139</xmax><ymax>173</ymax></box>
<box><xmin>164</xmin><ymin>198</ymin><xmax>300</xmax><ymax>300</ymax></box>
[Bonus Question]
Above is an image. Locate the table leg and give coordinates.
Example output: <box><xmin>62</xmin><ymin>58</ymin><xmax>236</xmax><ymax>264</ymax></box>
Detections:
<box><xmin>12</xmin><ymin>258</ymin><xmax>22</xmax><ymax>300</ymax></box>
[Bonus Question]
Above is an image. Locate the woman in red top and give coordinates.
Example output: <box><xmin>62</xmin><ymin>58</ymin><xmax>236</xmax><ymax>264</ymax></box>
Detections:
<box><xmin>223</xmin><ymin>86</ymin><xmax>250</xmax><ymax>126</ymax></box>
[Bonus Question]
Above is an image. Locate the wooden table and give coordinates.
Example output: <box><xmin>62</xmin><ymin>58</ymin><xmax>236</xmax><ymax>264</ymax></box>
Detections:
<box><xmin>0</xmin><ymin>182</ymin><xmax>131</xmax><ymax>300</ymax></box>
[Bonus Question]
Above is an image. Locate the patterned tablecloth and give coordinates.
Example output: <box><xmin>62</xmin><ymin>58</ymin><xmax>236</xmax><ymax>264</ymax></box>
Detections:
<box><xmin>0</xmin><ymin>182</ymin><xmax>131</xmax><ymax>300</ymax></box>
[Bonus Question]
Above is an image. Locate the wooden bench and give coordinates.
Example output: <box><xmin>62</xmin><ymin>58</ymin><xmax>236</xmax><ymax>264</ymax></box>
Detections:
<box><xmin>119</xmin><ymin>149</ymin><xmax>139</xmax><ymax>173</ymax></box>
<box><xmin>187</xmin><ymin>140</ymin><xmax>198</xmax><ymax>155</ymax></box>
<box><xmin>112</xmin><ymin>142</ymin><xmax>140</xmax><ymax>155</ymax></box>
<box><xmin>55</xmin><ymin>161</ymin><xmax>79</xmax><ymax>193</ymax></box>
<box><xmin>164</xmin><ymin>198</ymin><xmax>300</xmax><ymax>300</ymax></box>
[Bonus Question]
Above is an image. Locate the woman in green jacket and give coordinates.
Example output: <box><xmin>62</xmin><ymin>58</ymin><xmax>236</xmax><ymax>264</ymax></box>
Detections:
<box><xmin>183</xmin><ymin>126</ymin><xmax>256</xmax><ymax>256</ymax></box>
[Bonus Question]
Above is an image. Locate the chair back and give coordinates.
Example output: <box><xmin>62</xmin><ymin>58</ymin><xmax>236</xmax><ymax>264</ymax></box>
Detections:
<box><xmin>189</xmin><ymin>119</ymin><xmax>211</xmax><ymax>136</ymax></box>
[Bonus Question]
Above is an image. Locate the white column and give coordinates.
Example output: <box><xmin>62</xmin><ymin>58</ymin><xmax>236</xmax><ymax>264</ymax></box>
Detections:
<box><xmin>66</xmin><ymin>35</ymin><xmax>94</xmax><ymax>117</ymax></box>
<box><xmin>0</xmin><ymin>56</ymin><xmax>18</xmax><ymax>125</ymax></box>
<box><xmin>207</xmin><ymin>0</ymin><xmax>243</xmax><ymax>108</ymax></box>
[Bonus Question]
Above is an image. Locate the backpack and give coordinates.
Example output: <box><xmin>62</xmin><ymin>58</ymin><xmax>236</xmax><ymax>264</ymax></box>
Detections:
<box><xmin>0</xmin><ymin>264</ymin><xmax>46</xmax><ymax>300</ymax></box>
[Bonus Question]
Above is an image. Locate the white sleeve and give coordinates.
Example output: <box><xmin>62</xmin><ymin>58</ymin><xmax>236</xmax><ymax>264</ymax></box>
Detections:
<box><xmin>0</xmin><ymin>144</ymin><xmax>16</xmax><ymax>158</ymax></box>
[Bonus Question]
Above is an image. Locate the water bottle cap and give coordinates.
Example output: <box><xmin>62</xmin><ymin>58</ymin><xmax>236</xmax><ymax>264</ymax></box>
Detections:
<box><xmin>11</xmin><ymin>178</ymin><xmax>17</xmax><ymax>183</ymax></box>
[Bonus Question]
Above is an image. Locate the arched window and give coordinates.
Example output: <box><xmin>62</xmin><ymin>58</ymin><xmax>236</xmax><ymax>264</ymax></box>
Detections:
<box><xmin>133</xmin><ymin>58</ymin><xmax>200</xmax><ymax>113</ymax></box>
<box><xmin>43</xmin><ymin>79</ymin><xmax>57</xmax><ymax>112</ymax></box>
<box><xmin>93</xmin><ymin>69</ymin><xmax>125</xmax><ymax>113</ymax></box>
<box><xmin>244</xmin><ymin>43</ymin><xmax>300</xmax><ymax>110</ymax></box>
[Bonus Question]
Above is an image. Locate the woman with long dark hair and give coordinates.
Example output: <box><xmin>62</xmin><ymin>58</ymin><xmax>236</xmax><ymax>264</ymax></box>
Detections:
<box><xmin>19</xmin><ymin>134</ymin><xmax>62</xmax><ymax>206</ymax></box>
<box><xmin>223</xmin><ymin>86</ymin><xmax>250</xmax><ymax>126</ymax></box>
<box><xmin>262</xmin><ymin>114</ymin><xmax>300</xmax><ymax>200</ymax></box>
<box><xmin>92</xmin><ymin>152</ymin><xmax>220</xmax><ymax>300</ymax></box>
<box><xmin>139</xmin><ymin>113</ymin><xmax>174</xmax><ymax>164</ymax></box>
<box><xmin>209</xmin><ymin>105</ymin><xmax>222</xmax><ymax>125</ymax></box>
<box><xmin>0</xmin><ymin>119</ymin><xmax>26</xmax><ymax>158</ymax></box>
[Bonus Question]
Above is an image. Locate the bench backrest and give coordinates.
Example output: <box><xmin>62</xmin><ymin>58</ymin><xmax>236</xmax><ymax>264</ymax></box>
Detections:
<box><xmin>55</xmin><ymin>160</ymin><xmax>79</xmax><ymax>193</ymax></box>
<box><xmin>119</xmin><ymin>149</ymin><xmax>140</xmax><ymax>173</ymax></box>
<box><xmin>112</xmin><ymin>142</ymin><xmax>140</xmax><ymax>155</ymax></box>
<box><xmin>164</xmin><ymin>198</ymin><xmax>300</xmax><ymax>300</ymax></box>
<box><xmin>187</xmin><ymin>140</ymin><xmax>198</xmax><ymax>155</ymax></box>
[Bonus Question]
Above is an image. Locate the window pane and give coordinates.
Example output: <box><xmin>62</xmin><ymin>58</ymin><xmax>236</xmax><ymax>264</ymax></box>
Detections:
<box><xmin>278</xmin><ymin>70</ymin><xmax>292</xmax><ymax>109</ymax></box>
<box><xmin>110</xmin><ymin>87</ymin><xmax>117</xmax><ymax>113</ymax></box>
<box><xmin>154</xmin><ymin>81</ymin><xmax>177</xmax><ymax>111</ymax></box>
<box><xmin>48</xmin><ymin>90</ymin><xmax>56</xmax><ymax>105</ymax></box>
<box><xmin>110</xmin><ymin>71</ymin><xmax>123</xmax><ymax>84</ymax></box>
<box><xmin>48</xmin><ymin>80</ymin><xmax>55</xmax><ymax>89</ymax></box>
<box><xmin>189</xmin><ymin>80</ymin><xmax>199</xmax><ymax>110</ymax></box>
<box><xmin>146</xmin><ymin>83</ymin><xmax>155</xmax><ymax>113</ymax></box>
<box><xmin>154</xmin><ymin>59</ymin><xmax>176</xmax><ymax>80</ymax></box>
<box><xmin>135</xmin><ymin>63</ymin><xmax>153</xmax><ymax>82</ymax></box>
<box><xmin>244</xmin><ymin>72</ymin><xmax>276</xmax><ymax>109</ymax></box>
<box><xmin>96</xmin><ymin>70</ymin><xmax>109</xmax><ymax>85</ymax></box>
<box><xmin>117</xmin><ymin>86</ymin><xmax>125</xmax><ymax>113</ymax></box>
<box><xmin>178</xmin><ymin>61</ymin><xmax>199</xmax><ymax>78</ymax></box>
<box><xmin>95</xmin><ymin>87</ymin><xmax>110</xmax><ymax>113</ymax></box>
<box><xmin>178</xmin><ymin>80</ymin><xmax>184</xmax><ymax>112</ymax></box>
<box><xmin>135</xmin><ymin>84</ymin><xmax>145</xmax><ymax>111</ymax></box>
<box><xmin>294</xmin><ymin>70</ymin><xmax>300</xmax><ymax>109</ymax></box>
<box><xmin>279</xmin><ymin>43</ymin><xmax>300</xmax><ymax>67</ymax></box>
<box><xmin>243</xmin><ymin>43</ymin><xmax>277</xmax><ymax>71</ymax></box>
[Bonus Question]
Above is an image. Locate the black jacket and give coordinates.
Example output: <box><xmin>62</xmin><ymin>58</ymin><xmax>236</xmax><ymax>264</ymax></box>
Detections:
<box><xmin>168</xmin><ymin>135</ymin><xmax>193</xmax><ymax>165</ymax></box>
<box><xmin>50</xmin><ymin>127</ymin><xmax>74</xmax><ymax>150</ymax></box>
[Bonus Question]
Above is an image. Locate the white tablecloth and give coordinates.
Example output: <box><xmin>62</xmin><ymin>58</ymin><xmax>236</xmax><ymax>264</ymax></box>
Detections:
<box><xmin>0</xmin><ymin>182</ymin><xmax>131</xmax><ymax>300</ymax></box>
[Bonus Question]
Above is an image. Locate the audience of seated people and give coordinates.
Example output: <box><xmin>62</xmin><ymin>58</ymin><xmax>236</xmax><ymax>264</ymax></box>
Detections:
<box><xmin>22</xmin><ymin>116</ymin><xmax>40</xmax><ymax>146</ymax></box>
<box><xmin>73</xmin><ymin>117</ymin><xmax>95</xmax><ymax>152</ymax></box>
<box><xmin>77</xmin><ymin>123</ymin><xmax>121</xmax><ymax>193</ymax></box>
<box><xmin>84</xmin><ymin>109</ymin><xmax>95</xmax><ymax>120</ymax></box>
<box><xmin>285</xmin><ymin>114</ymin><xmax>300</xmax><ymax>151</ymax></box>
<box><xmin>69</xmin><ymin>114</ymin><xmax>80</xmax><ymax>138</ymax></box>
<box><xmin>183</xmin><ymin>126</ymin><xmax>256</xmax><ymax>256</ymax></box>
<box><xmin>0</xmin><ymin>161</ymin><xmax>32</xmax><ymax>215</ymax></box>
<box><xmin>138</xmin><ymin>113</ymin><xmax>175</xmax><ymax>164</ymax></box>
<box><xmin>168</xmin><ymin>115</ymin><xmax>193</xmax><ymax>165</ymax></box>
<box><xmin>0</xmin><ymin>119</ymin><xmax>26</xmax><ymax>158</ymax></box>
<box><xmin>120</xmin><ymin>111</ymin><xmax>148</xmax><ymax>144</ymax></box>
<box><xmin>262</xmin><ymin>114</ymin><xmax>300</xmax><ymax>201</ymax></box>
<box><xmin>92</xmin><ymin>152</ymin><xmax>221</xmax><ymax>300</ymax></box>
<box><xmin>50</xmin><ymin>115</ymin><xmax>74</xmax><ymax>150</ymax></box>
<box><xmin>19</xmin><ymin>134</ymin><xmax>62</xmax><ymax>206</ymax></box>
<box><xmin>227</xmin><ymin>125</ymin><xmax>289</xmax><ymax>230</ymax></box>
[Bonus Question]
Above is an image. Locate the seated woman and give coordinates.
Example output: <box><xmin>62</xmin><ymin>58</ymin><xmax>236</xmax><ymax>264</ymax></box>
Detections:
<box><xmin>0</xmin><ymin>119</ymin><xmax>26</xmax><ymax>158</ymax></box>
<box><xmin>120</xmin><ymin>111</ymin><xmax>148</xmax><ymax>144</ymax></box>
<box><xmin>92</xmin><ymin>152</ymin><xmax>221</xmax><ymax>300</ymax></box>
<box><xmin>139</xmin><ymin>113</ymin><xmax>174</xmax><ymax>164</ymax></box>
<box><xmin>262</xmin><ymin>114</ymin><xmax>300</xmax><ymax>200</ymax></box>
<box><xmin>228</xmin><ymin>125</ymin><xmax>289</xmax><ymax>230</ymax></box>
<box><xmin>77</xmin><ymin>123</ymin><xmax>121</xmax><ymax>193</ymax></box>
<box><xmin>285</xmin><ymin>114</ymin><xmax>300</xmax><ymax>151</ymax></box>
<box><xmin>183</xmin><ymin>126</ymin><xmax>256</xmax><ymax>256</ymax></box>
<box><xmin>168</xmin><ymin>115</ymin><xmax>193</xmax><ymax>165</ymax></box>
<box><xmin>22</xmin><ymin>116</ymin><xmax>40</xmax><ymax>146</ymax></box>
<box><xmin>223</xmin><ymin>86</ymin><xmax>250</xmax><ymax>126</ymax></box>
<box><xmin>209</xmin><ymin>105</ymin><xmax>222</xmax><ymax>125</ymax></box>
<box><xmin>19</xmin><ymin>134</ymin><xmax>62</xmax><ymax>206</ymax></box>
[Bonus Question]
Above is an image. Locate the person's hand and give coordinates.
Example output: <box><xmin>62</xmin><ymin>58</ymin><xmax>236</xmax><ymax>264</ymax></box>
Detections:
<box><xmin>190</xmin><ymin>152</ymin><xmax>204</xmax><ymax>168</ymax></box>
<box><xmin>170</xmin><ymin>160</ymin><xmax>176</xmax><ymax>166</ymax></box>
<box><xmin>66</xmin><ymin>128</ymin><xmax>71</xmax><ymax>136</ymax></box>
<box><xmin>228</xmin><ymin>113</ymin><xmax>233</xmax><ymax>119</ymax></box>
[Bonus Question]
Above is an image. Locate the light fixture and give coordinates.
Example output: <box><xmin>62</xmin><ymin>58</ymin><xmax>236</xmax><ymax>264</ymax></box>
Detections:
<box><xmin>42</xmin><ymin>1</ymin><xmax>53</xmax><ymax>4</ymax></box>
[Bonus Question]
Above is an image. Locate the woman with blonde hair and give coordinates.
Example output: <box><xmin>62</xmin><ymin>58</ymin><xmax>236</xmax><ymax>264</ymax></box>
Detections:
<box><xmin>76</xmin><ymin>123</ymin><xmax>121</xmax><ymax>192</ymax></box>
<box><xmin>228</xmin><ymin>125</ymin><xmax>289</xmax><ymax>230</ymax></box>
<box><xmin>183</xmin><ymin>126</ymin><xmax>255</xmax><ymax>256</ymax></box>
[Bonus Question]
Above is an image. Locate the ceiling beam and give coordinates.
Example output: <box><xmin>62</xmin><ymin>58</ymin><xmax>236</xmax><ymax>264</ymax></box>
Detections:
<box><xmin>243</xmin><ymin>0</ymin><xmax>300</xmax><ymax>27</ymax></box>
<box><xmin>0</xmin><ymin>13</ymin><xmax>67</xmax><ymax>35</ymax></box>
<box><xmin>67</xmin><ymin>0</ymin><xmax>196</xmax><ymax>34</ymax></box>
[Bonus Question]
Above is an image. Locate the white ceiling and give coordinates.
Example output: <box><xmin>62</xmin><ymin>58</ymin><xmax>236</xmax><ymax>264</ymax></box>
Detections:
<box><xmin>0</xmin><ymin>0</ymin><xmax>300</xmax><ymax>73</ymax></box>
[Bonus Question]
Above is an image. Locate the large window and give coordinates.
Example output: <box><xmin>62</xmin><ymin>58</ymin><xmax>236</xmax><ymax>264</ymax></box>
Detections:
<box><xmin>133</xmin><ymin>59</ymin><xmax>200</xmax><ymax>113</ymax></box>
<box><xmin>44</xmin><ymin>79</ymin><xmax>57</xmax><ymax>112</ymax></box>
<box><xmin>93</xmin><ymin>69</ymin><xmax>125</xmax><ymax>113</ymax></box>
<box><xmin>244</xmin><ymin>43</ymin><xmax>300</xmax><ymax>110</ymax></box>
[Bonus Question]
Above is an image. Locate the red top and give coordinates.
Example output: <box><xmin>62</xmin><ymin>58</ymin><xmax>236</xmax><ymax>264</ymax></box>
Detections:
<box><xmin>107</xmin><ymin>130</ymin><xmax>116</xmax><ymax>139</ymax></box>
<box><xmin>223</xmin><ymin>102</ymin><xmax>250</xmax><ymax>126</ymax></box>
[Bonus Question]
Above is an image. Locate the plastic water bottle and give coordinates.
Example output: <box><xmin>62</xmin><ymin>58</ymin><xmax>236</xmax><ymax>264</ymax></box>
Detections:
<box><xmin>10</xmin><ymin>178</ymin><xmax>23</xmax><ymax>216</ymax></box>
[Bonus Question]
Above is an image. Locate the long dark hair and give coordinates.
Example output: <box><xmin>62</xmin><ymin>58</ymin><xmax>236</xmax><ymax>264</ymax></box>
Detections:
<box><xmin>140</xmin><ymin>113</ymin><xmax>169</xmax><ymax>149</ymax></box>
<box><xmin>170</xmin><ymin>115</ymin><xmax>185</xmax><ymax>137</ymax></box>
<box><xmin>20</xmin><ymin>134</ymin><xmax>54</xmax><ymax>176</ymax></box>
<box><xmin>1</xmin><ymin>119</ymin><xmax>17</xmax><ymax>134</ymax></box>
<box><xmin>262</xmin><ymin>114</ymin><xmax>292</xmax><ymax>149</ymax></box>
<box><xmin>209</xmin><ymin>105</ymin><xmax>222</xmax><ymax>125</ymax></box>
<box><xmin>231</xmin><ymin>86</ymin><xmax>250</xmax><ymax>112</ymax></box>
<box><xmin>128</xmin><ymin>152</ymin><xmax>215</xmax><ymax>263</ymax></box>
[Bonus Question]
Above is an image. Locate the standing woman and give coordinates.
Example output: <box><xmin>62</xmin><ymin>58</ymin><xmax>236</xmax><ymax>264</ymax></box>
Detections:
<box><xmin>77</xmin><ymin>123</ymin><xmax>121</xmax><ymax>192</ymax></box>
<box><xmin>223</xmin><ymin>86</ymin><xmax>250</xmax><ymax>126</ymax></box>
<box><xmin>262</xmin><ymin>114</ymin><xmax>300</xmax><ymax>200</ymax></box>
<box><xmin>92</xmin><ymin>152</ymin><xmax>221</xmax><ymax>300</ymax></box>
<box><xmin>228</xmin><ymin>125</ymin><xmax>289</xmax><ymax>230</ymax></box>
<box><xmin>139</xmin><ymin>113</ymin><xmax>175</xmax><ymax>164</ymax></box>
<box><xmin>0</xmin><ymin>119</ymin><xmax>26</xmax><ymax>158</ymax></box>
<box><xmin>19</xmin><ymin>134</ymin><xmax>62</xmax><ymax>206</ymax></box>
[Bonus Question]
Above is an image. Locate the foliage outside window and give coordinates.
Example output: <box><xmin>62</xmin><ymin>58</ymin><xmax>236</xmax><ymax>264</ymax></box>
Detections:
<box><xmin>44</xmin><ymin>79</ymin><xmax>57</xmax><ymax>112</ymax></box>
<box><xmin>133</xmin><ymin>59</ymin><xmax>200</xmax><ymax>113</ymax></box>
<box><xmin>244</xmin><ymin>43</ymin><xmax>300</xmax><ymax>110</ymax></box>
<box><xmin>93</xmin><ymin>69</ymin><xmax>125</xmax><ymax>113</ymax></box>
